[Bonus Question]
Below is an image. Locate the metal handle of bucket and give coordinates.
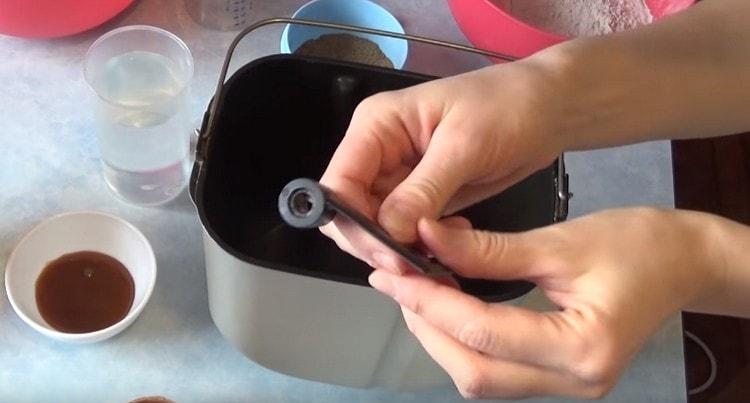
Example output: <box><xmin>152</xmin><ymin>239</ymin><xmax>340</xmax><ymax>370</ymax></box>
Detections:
<box><xmin>195</xmin><ymin>17</ymin><xmax>516</xmax><ymax>163</ymax></box>
<box><xmin>192</xmin><ymin>17</ymin><xmax>569</xmax><ymax>221</ymax></box>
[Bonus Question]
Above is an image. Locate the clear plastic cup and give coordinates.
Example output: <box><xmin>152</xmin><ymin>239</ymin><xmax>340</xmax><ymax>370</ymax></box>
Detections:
<box><xmin>84</xmin><ymin>26</ymin><xmax>194</xmax><ymax>206</ymax></box>
<box><xmin>184</xmin><ymin>0</ymin><xmax>252</xmax><ymax>31</ymax></box>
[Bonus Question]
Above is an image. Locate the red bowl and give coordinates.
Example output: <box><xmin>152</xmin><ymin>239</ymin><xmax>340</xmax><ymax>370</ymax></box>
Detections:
<box><xmin>0</xmin><ymin>0</ymin><xmax>135</xmax><ymax>39</ymax></box>
<box><xmin>448</xmin><ymin>0</ymin><xmax>696</xmax><ymax>59</ymax></box>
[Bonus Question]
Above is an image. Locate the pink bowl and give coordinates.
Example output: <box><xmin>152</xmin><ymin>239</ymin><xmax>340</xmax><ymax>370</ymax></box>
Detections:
<box><xmin>448</xmin><ymin>0</ymin><xmax>696</xmax><ymax>59</ymax></box>
<box><xmin>0</xmin><ymin>0</ymin><xmax>134</xmax><ymax>39</ymax></box>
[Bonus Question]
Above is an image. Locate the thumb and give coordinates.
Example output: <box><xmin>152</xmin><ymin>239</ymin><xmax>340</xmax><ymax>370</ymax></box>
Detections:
<box><xmin>378</xmin><ymin>130</ymin><xmax>470</xmax><ymax>243</ymax></box>
<box><xmin>417</xmin><ymin>218</ymin><xmax>555</xmax><ymax>280</ymax></box>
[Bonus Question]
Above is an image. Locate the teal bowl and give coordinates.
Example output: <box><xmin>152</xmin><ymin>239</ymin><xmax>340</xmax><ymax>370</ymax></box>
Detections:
<box><xmin>280</xmin><ymin>0</ymin><xmax>408</xmax><ymax>69</ymax></box>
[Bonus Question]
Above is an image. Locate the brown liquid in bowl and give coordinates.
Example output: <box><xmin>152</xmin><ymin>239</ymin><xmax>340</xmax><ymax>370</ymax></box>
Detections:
<box><xmin>35</xmin><ymin>251</ymin><xmax>135</xmax><ymax>333</ymax></box>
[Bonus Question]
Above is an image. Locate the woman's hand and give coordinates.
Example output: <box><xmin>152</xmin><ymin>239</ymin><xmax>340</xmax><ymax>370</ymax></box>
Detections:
<box><xmin>319</xmin><ymin>0</ymin><xmax>750</xmax><ymax>271</ymax></box>
<box><xmin>367</xmin><ymin>208</ymin><xmax>728</xmax><ymax>399</ymax></box>
<box><xmin>319</xmin><ymin>59</ymin><xmax>568</xmax><ymax>269</ymax></box>
<box><xmin>315</xmin><ymin>0</ymin><xmax>750</xmax><ymax>398</ymax></box>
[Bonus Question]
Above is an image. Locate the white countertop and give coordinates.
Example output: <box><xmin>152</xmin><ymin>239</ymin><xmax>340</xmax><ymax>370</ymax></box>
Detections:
<box><xmin>0</xmin><ymin>0</ymin><xmax>684</xmax><ymax>401</ymax></box>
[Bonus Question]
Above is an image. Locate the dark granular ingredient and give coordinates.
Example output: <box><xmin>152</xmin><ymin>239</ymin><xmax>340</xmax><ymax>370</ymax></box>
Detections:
<box><xmin>294</xmin><ymin>33</ymin><xmax>394</xmax><ymax>69</ymax></box>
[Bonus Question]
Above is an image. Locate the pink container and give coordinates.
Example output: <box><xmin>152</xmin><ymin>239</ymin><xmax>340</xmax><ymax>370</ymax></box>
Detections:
<box><xmin>448</xmin><ymin>0</ymin><xmax>696</xmax><ymax>59</ymax></box>
<box><xmin>0</xmin><ymin>0</ymin><xmax>134</xmax><ymax>39</ymax></box>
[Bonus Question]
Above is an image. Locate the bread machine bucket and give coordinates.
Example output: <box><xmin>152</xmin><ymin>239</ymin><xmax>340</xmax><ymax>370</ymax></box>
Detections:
<box><xmin>189</xmin><ymin>18</ymin><xmax>570</xmax><ymax>390</ymax></box>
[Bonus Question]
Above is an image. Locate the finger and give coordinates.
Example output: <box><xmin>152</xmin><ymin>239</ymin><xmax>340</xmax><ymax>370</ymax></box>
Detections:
<box><xmin>433</xmin><ymin>272</ymin><xmax>461</xmax><ymax>290</ymax></box>
<box><xmin>320</xmin><ymin>93</ymin><xmax>414</xmax><ymax>219</ymax></box>
<box><xmin>443</xmin><ymin>165</ymin><xmax>528</xmax><ymax>215</ymax></box>
<box><xmin>321</xmin><ymin>217</ymin><xmax>452</xmax><ymax>275</ymax></box>
<box><xmin>319</xmin><ymin>132</ymin><xmax>382</xmax><ymax>217</ymax></box>
<box><xmin>321</xmin><ymin>213</ymin><xmax>473</xmax><ymax>276</ymax></box>
<box><xmin>413</xmin><ymin>215</ymin><xmax>473</xmax><ymax>257</ymax></box>
<box><xmin>417</xmin><ymin>217</ymin><xmax>559</xmax><ymax>280</ymax></box>
<box><xmin>330</xmin><ymin>216</ymin><xmax>413</xmax><ymax>274</ymax></box>
<box><xmin>319</xmin><ymin>222</ymin><xmax>355</xmax><ymax>255</ymax></box>
<box><xmin>439</xmin><ymin>215</ymin><xmax>473</xmax><ymax>230</ymax></box>
<box><xmin>320</xmin><ymin>220</ymin><xmax>385</xmax><ymax>269</ymax></box>
<box><xmin>377</xmin><ymin>122</ymin><xmax>474</xmax><ymax>244</ymax></box>
<box><xmin>401</xmin><ymin>308</ymin><xmax>590</xmax><ymax>400</ymax></box>
<box><xmin>365</xmin><ymin>216</ymin><xmax>473</xmax><ymax>274</ymax></box>
<box><xmin>369</xmin><ymin>270</ymin><xmax>579</xmax><ymax>371</ymax></box>
<box><xmin>320</xmin><ymin>94</ymin><xmax>426</xmax><ymax>273</ymax></box>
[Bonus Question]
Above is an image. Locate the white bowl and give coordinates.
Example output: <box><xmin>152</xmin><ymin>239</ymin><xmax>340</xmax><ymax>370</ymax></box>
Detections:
<box><xmin>4</xmin><ymin>211</ymin><xmax>156</xmax><ymax>343</ymax></box>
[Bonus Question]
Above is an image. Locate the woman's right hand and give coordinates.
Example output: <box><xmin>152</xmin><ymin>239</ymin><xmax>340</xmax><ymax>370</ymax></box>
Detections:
<box><xmin>366</xmin><ymin>207</ymin><xmax>737</xmax><ymax>399</ymax></box>
<box><xmin>319</xmin><ymin>57</ymin><xmax>569</xmax><ymax>267</ymax></box>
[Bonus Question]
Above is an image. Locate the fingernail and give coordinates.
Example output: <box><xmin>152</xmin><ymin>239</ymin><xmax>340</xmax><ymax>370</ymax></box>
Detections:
<box><xmin>368</xmin><ymin>270</ymin><xmax>397</xmax><ymax>299</ymax></box>
<box><xmin>372</xmin><ymin>252</ymin><xmax>404</xmax><ymax>274</ymax></box>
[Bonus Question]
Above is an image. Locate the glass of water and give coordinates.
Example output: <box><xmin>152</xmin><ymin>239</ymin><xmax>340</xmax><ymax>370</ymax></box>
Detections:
<box><xmin>84</xmin><ymin>25</ymin><xmax>194</xmax><ymax>206</ymax></box>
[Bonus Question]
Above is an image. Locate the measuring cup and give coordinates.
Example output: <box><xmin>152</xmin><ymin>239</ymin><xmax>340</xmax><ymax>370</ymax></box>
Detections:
<box><xmin>184</xmin><ymin>0</ymin><xmax>252</xmax><ymax>31</ymax></box>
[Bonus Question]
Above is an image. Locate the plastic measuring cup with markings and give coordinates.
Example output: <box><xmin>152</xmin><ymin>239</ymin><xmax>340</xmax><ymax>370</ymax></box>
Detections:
<box><xmin>185</xmin><ymin>0</ymin><xmax>253</xmax><ymax>31</ymax></box>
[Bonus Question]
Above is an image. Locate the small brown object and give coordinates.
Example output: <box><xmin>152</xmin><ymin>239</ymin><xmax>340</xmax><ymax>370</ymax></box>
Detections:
<box><xmin>294</xmin><ymin>33</ymin><xmax>394</xmax><ymax>68</ymax></box>
<box><xmin>35</xmin><ymin>251</ymin><xmax>135</xmax><ymax>333</ymax></box>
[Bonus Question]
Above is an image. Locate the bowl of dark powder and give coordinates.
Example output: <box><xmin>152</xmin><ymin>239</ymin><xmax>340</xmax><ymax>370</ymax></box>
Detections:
<box><xmin>280</xmin><ymin>0</ymin><xmax>407</xmax><ymax>69</ymax></box>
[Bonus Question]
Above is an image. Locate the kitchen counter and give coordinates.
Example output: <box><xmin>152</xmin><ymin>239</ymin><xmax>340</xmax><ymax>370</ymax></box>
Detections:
<box><xmin>0</xmin><ymin>0</ymin><xmax>684</xmax><ymax>401</ymax></box>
